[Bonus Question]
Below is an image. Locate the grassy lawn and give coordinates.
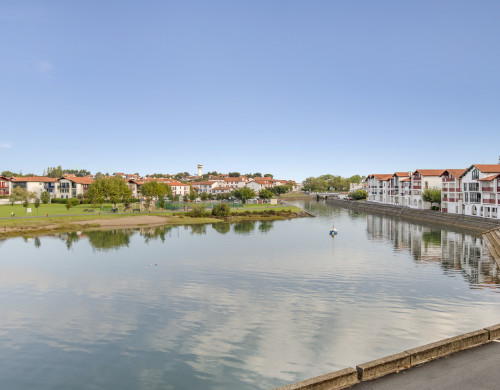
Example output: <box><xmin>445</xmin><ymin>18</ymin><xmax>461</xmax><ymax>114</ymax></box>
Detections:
<box><xmin>236</xmin><ymin>205</ymin><xmax>302</xmax><ymax>213</ymax></box>
<box><xmin>0</xmin><ymin>202</ymin><xmax>126</xmax><ymax>218</ymax></box>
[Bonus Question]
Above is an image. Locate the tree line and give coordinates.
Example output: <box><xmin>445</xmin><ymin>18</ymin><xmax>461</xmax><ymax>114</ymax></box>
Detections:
<box><xmin>302</xmin><ymin>174</ymin><xmax>366</xmax><ymax>192</ymax></box>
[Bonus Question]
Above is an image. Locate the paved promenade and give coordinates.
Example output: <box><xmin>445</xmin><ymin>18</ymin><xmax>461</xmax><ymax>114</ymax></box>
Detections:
<box><xmin>348</xmin><ymin>341</ymin><xmax>500</xmax><ymax>390</ymax></box>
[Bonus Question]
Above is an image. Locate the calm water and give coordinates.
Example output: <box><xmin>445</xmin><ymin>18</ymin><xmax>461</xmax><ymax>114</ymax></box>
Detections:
<box><xmin>1</xmin><ymin>200</ymin><xmax>499</xmax><ymax>389</ymax></box>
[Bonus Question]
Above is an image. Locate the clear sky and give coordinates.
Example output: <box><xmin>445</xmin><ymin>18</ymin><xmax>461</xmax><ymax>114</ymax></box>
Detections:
<box><xmin>1</xmin><ymin>0</ymin><xmax>499</xmax><ymax>182</ymax></box>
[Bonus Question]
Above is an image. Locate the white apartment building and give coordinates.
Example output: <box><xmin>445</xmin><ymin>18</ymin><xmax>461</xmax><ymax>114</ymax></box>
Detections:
<box><xmin>440</xmin><ymin>169</ymin><xmax>466</xmax><ymax>215</ymax></box>
<box><xmin>409</xmin><ymin>170</ymin><xmax>445</xmax><ymax>209</ymax></box>
<box><xmin>388</xmin><ymin>172</ymin><xmax>411</xmax><ymax>205</ymax></box>
<box><xmin>10</xmin><ymin>176</ymin><xmax>59</xmax><ymax>198</ymax></box>
<box><xmin>366</xmin><ymin>174</ymin><xmax>392</xmax><ymax>203</ymax></box>
<box><xmin>56</xmin><ymin>176</ymin><xmax>94</xmax><ymax>199</ymax></box>
<box><xmin>461</xmin><ymin>164</ymin><xmax>500</xmax><ymax>219</ymax></box>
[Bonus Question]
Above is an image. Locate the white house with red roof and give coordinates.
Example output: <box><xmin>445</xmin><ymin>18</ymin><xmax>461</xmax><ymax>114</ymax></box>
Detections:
<box><xmin>388</xmin><ymin>172</ymin><xmax>411</xmax><ymax>205</ymax></box>
<box><xmin>212</xmin><ymin>186</ymin><xmax>233</xmax><ymax>195</ymax></box>
<box><xmin>440</xmin><ymin>169</ymin><xmax>467</xmax><ymax>215</ymax></box>
<box><xmin>0</xmin><ymin>176</ymin><xmax>12</xmax><ymax>196</ymax></box>
<box><xmin>409</xmin><ymin>170</ymin><xmax>445</xmax><ymax>209</ymax></box>
<box><xmin>10</xmin><ymin>176</ymin><xmax>59</xmax><ymax>198</ymax></box>
<box><xmin>196</xmin><ymin>181</ymin><xmax>220</xmax><ymax>194</ymax></box>
<box><xmin>57</xmin><ymin>176</ymin><xmax>94</xmax><ymax>198</ymax></box>
<box><xmin>223</xmin><ymin>177</ymin><xmax>248</xmax><ymax>189</ymax></box>
<box><xmin>366</xmin><ymin>174</ymin><xmax>392</xmax><ymax>203</ymax></box>
<box><xmin>461</xmin><ymin>164</ymin><xmax>500</xmax><ymax>219</ymax></box>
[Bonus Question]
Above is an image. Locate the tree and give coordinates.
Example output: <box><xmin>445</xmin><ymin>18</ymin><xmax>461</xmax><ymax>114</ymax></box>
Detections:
<box><xmin>200</xmin><ymin>192</ymin><xmax>209</xmax><ymax>201</ymax></box>
<box><xmin>2</xmin><ymin>170</ymin><xmax>20</xmax><ymax>177</ymax></box>
<box><xmin>188</xmin><ymin>204</ymin><xmax>207</xmax><ymax>217</ymax></box>
<box><xmin>9</xmin><ymin>186</ymin><xmax>25</xmax><ymax>205</ymax></box>
<box><xmin>66</xmin><ymin>198</ymin><xmax>79</xmax><ymax>212</ymax></box>
<box><xmin>258</xmin><ymin>189</ymin><xmax>273</xmax><ymax>199</ymax></box>
<box><xmin>212</xmin><ymin>203</ymin><xmax>230</xmax><ymax>217</ymax></box>
<box><xmin>302</xmin><ymin>177</ymin><xmax>327</xmax><ymax>192</ymax></box>
<box><xmin>85</xmin><ymin>178</ymin><xmax>106</xmax><ymax>208</ymax></box>
<box><xmin>228</xmin><ymin>172</ymin><xmax>240</xmax><ymax>177</ymax></box>
<box><xmin>189</xmin><ymin>185</ymin><xmax>197</xmax><ymax>201</ymax></box>
<box><xmin>349</xmin><ymin>189</ymin><xmax>368</xmax><ymax>200</ymax></box>
<box><xmin>269</xmin><ymin>185</ymin><xmax>289</xmax><ymax>196</ymax></box>
<box><xmin>107</xmin><ymin>176</ymin><xmax>133</xmax><ymax>206</ymax></box>
<box><xmin>232</xmin><ymin>187</ymin><xmax>255</xmax><ymax>204</ymax></box>
<box><xmin>422</xmin><ymin>188</ymin><xmax>441</xmax><ymax>208</ymax></box>
<box><xmin>34</xmin><ymin>197</ymin><xmax>41</xmax><ymax>215</ymax></box>
<box><xmin>86</xmin><ymin>177</ymin><xmax>133</xmax><ymax>208</ymax></box>
<box><xmin>264</xmin><ymin>173</ymin><xmax>273</xmax><ymax>178</ymax></box>
<box><xmin>40</xmin><ymin>191</ymin><xmax>51</xmax><ymax>204</ymax></box>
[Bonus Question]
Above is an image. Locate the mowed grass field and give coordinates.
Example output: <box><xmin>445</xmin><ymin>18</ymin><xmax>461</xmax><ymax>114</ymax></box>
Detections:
<box><xmin>0</xmin><ymin>202</ymin><xmax>301</xmax><ymax>219</ymax></box>
<box><xmin>0</xmin><ymin>202</ymin><xmax>124</xmax><ymax>218</ymax></box>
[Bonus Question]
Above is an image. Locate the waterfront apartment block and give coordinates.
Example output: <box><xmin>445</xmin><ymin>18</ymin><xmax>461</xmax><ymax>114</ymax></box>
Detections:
<box><xmin>366</xmin><ymin>163</ymin><xmax>500</xmax><ymax>220</ymax></box>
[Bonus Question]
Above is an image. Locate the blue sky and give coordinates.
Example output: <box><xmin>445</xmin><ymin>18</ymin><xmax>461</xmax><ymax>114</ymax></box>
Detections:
<box><xmin>1</xmin><ymin>1</ymin><xmax>499</xmax><ymax>182</ymax></box>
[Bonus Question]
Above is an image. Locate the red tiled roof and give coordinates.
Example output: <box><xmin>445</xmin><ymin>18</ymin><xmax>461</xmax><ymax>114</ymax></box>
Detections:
<box><xmin>367</xmin><ymin>174</ymin><xmax>392</xmax><ymax>180</ymax></box>
<box><xmin>197</xmin><ymin>181</ymin><xmax>216</xmax><ymax>185</ymax></box>
<box><xmin>61</xmin><ymin>176</ymin><xmax>94</xmax><ymax>184</ymax></box>
<box><xmin>441</xmin><ymin>169</ymin><xmax>467</xmax><ymax>179</ymax></box>
<box><xmin>10</xmin><ymin>176</ymin><xmax>59</xmax><ymax>183</ymax></box>
<box><xmin>473</xmin><ymin>164</ymin><xmax>500</xmax><ymax>173</ymax></box>
<box><xmin>393</xmin><ymin>172</ymin><xmax>411</xmax><ymax>177</ymax></box>
<box><xmin>478</xmin><ymin>174</ymin><xmax>500</xmax><ymax>181</ymax></box>
<box><xmin>224</xmin><ymin>177</ymin><xmax>246</xmax><ymax>182</ymax></box>
<box><xmin>414</xmin><ymin>169</ymin><xmax>446</xmax><ymax>176</ymax></box>
<box><xmin>400</xmin><ymin>178</ymin><xmax>411</xmax><ymax>182</ymax></box>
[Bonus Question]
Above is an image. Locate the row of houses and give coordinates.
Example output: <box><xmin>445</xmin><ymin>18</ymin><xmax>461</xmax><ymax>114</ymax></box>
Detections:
<box><xmin>366</xmin><ymin>164</ymin><xmax>500</xmax><ymax>220</ymax></box>
<box><xmin>0</xmin><ymin>174</ymin><xmax>300</xmax><ymax>200</ymax></box>
<box><xmin>191</xmin><ymin>176</ymin><xmax>300</xmax><ymax>195</ymax></box>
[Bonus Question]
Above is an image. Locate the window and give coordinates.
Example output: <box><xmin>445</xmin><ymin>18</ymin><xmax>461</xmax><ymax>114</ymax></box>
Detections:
<box><xmin>472</xmin><ymin>168</ymin><xmax>479</xmax><ymax>180</ymax></box>
<box><xmin>468</xmin><ymin>183</ymin><xmax>478</xmax><ymax>191</ymax></box>
<box><xmin>470</xmin><ymin>192</ymin><xmax>481</xmax><ymax>203</ymax></box>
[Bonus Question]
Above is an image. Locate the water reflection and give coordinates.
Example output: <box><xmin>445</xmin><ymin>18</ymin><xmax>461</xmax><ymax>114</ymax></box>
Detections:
<box><xmin>233</xmin><ymin>221</ymin><xmax>256</xmax><ymax>235</ymax></box>
<box><xmin>50</xmin><ymin>222</ymin><xmax>276</xmax><ymax>251</ymax></box>
<box><xmin>365</xmin><ymin>214</ymin><xmax>499</xmax><ymax>289</ymax></box>
<box><xmin>212</xmin><ymin>222</ymin><xmax>231</xmax><ymax>234</ymax></box>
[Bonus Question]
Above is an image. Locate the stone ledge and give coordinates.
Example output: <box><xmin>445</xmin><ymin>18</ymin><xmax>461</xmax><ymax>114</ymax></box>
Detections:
<box><xmin>356</xmin><ymin>352</ymin><xmax>410</xmax><ymax>381</ymax></box>
<box><xmin>273</xmin><ymin>367</ymin><xmax>359</xmax><ymax>390</ymax></box>
<box><xmin>485</xmin><ymin>324</ymin><xmax>500</xmax><ymax>340</ymax></box>
<box><xmin>405</xmin><ymin>329</ymin><xmax>489</xmax><ymax>366</ymax></box>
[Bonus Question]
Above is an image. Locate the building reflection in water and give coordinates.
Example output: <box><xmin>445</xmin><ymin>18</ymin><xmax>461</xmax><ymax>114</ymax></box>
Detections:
<box><xmin>365</xmin><ymin>214</ymin><xmax>499</xmax><ymax>289</ymax></box>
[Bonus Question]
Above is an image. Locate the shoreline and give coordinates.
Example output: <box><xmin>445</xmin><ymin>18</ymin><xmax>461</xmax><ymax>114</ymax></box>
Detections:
<box><xmin>324</xmin><ymin>198</ymin><xmax>500</xmax><ymax>234</ymax></box>
<box><xmin>0</xmin><ymin>209</ymin><xmax>312</xmax><ymax>239</ymax></box>
<box><xmin>274</xmin><ymin>324</ymin><xmax>500</xmax><ymax>390</ymax></box>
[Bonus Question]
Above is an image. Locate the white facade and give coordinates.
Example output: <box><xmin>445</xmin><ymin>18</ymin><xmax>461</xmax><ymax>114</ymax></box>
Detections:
<box><xmin>409</xmin><ymin>170</ymin><xmax>445</xmax><ymax>209</ymax></box>
<box><xmin>440</xmin><ymin>169</ymin><xmax>466</xmax><ymax>215</ymax></box>
<box><xmin>10</xmin><ymin>177</ymin><xmax>59</xmax><ymax>198</ymax></box>
<box><xmin>461</xmin><ymin>165</ymin><xmax>500</xmax><ymax>219</ymax></box>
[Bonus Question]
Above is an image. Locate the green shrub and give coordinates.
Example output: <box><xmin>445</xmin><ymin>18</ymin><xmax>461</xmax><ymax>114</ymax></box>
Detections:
<box><xmin>188</xmin><ymin>204</ymin><xmax>208</xmax><ymax>217</ymax></box>
<box><xmin>349</xmin><ymin>190</ymin><xmax>368</xmax><ymax>200</ymax></box>
<box><xmin>212</xmin><ymin>203</ymin><xmax>230</xmax><ymax>217</ymax></box>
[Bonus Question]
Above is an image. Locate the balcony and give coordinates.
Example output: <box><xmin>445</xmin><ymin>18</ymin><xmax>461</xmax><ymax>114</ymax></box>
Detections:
<box><xmin>483</xmin><ymin>199</ymin><xmax>496</xmax><ymax>204</ymax></box>
<box><xmin>413</xmin><ymin>185</ymin><xmax>421</xmax><ymax>189</ymax></box>
<box><xmin>442</xmin><ymin>187</ymin><xmax>448</xmax><ymax>192</ymax></box>
<box><xmin>442</xmin><ymin>178</ymin><xmax>455</xmax><ymax>182</ymax></box>
<box><xmin>482</xmin><ymin>186</ymin><xmax>493</xmax><ymax>192</ymax></box>
<box><xmin>442</xmin><ymin>208</ymin><xmax>448</xmax><ymax>213</ymax></box>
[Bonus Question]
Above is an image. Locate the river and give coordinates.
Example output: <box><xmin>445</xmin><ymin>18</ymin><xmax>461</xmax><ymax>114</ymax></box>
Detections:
<box><xmin>1</xmin><ymin>200</ymin><xmax>499</xmax><ymax>389</ymax></box>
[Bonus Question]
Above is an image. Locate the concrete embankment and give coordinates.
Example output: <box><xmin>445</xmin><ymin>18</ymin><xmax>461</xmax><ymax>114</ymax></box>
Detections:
<box><xmin>324</xmin><ymin>199</ymin><xmax>500</xmax><ymax>233</ymax></box>
<box><xmin>482</xmin><ymin>228</ymin><xmax>500</xmax><ymax>264</ymax></box>
<box><xmin>273</xmin><ymin>324</ymin><xmax>500</xmax><ymax>390</ymax></box>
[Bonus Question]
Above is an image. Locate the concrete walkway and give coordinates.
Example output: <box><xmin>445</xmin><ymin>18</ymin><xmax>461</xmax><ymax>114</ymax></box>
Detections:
<box><xmin>348</xmin><ymin>341</ymin><xmax>500</xmax><ymax>390</ymax></box>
